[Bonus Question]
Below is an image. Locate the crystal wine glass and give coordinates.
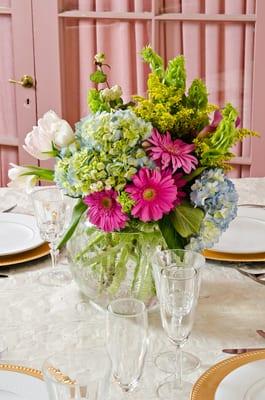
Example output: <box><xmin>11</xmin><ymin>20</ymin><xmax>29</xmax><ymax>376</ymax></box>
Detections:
<box><xmin>31</xmin><ymin>186</ymin><xmax>72</xmax><ymax>286</ymax></box>
<box><xmin>152</xmin><ymin>249</ymin><xmax>204</xmax><ymax>374</ymax></box>
<box><xmin>158</xmin><ymin>266</ymin><xmax>197</xmax><ymax>398</ymax></box>
<box><xmin>106</xmin><ymin>298</ymin><xmax>148</xmax><ymax>393</ymax></box>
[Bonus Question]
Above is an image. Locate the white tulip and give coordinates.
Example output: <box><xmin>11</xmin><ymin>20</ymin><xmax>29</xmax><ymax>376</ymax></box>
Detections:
<box><xmin>23</xmin><ymin>110</ymin><xmax>75</xmax><ymax>160</ymax></box>
<box><xmin>23</xmin><ymin>125</ymin><xmax>54</xmax><ymax>160</ymax></box>
<box><xmin>8</xmin><ymin>164</ymin><xmax>37</xmax><ymax>192</ymax></box>
<box><xmin>52</xmin><ymin>119</ymin><xmax>75</xmax><ymax>148</ymax></box>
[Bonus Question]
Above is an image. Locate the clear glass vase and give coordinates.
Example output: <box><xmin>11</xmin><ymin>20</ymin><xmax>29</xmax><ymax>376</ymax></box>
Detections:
<box><xmin>67</xmin><ymin>215</ymin><xmax>163</xmax><ymax>310</ymax></box>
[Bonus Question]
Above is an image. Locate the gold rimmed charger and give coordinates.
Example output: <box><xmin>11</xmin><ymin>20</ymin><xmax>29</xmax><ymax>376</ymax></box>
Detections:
<box><xmin>0</xmin><ymin>363</ymin><xmax>43</xmax><ymax>380</ymax></box>
<box><xmin>203</xmin><ymin>249</ymin><xmax>265</xmax><ymax>263</ymax></box>
<box><xmin>191</xmin><ymin>350</ymin><xmax>265</xmax><ymax>400</ymax></box>
<box><xmin>0</xmin><ymin>243</ymin><xmax>50</xmax><ymax>267</ymax></box>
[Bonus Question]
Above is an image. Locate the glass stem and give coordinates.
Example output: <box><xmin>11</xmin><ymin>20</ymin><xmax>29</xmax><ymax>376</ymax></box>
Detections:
<box><xmin>175</xmin><ymin>344</ymin><xmax>182</xmax><ymax>388</ymax></box>
<box><xmin>49</xmin><ymin>242</ymin><xmax>59</xmax><ymax>269</ymax></box>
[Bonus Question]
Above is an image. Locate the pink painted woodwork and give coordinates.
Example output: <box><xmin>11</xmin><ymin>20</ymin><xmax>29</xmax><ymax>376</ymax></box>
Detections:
<box><xmin>0</xmin><ymin>0</ymin><xmax>264</xmax><ymax>186</ymax></box>
<box><xmin>0</xmin><ymin>0</ymin><xmax>37</xmax><ymax>186</ymax></box>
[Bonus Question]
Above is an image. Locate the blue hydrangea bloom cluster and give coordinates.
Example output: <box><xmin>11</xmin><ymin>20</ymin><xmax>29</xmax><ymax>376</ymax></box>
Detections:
<box><xmin>187</xmin><ymin>168</ymin><xmax>238</xmax><ymax>251</ymax></box>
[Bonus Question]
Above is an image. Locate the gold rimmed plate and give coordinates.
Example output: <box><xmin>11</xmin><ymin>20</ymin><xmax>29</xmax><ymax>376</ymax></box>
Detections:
<box><xmin>0</xmin><ymin>363</ymin><xmax>48</xmax><ymax>399</ymax></box>
<box><xmin>0</xmin><ymin>243</ymin><xmax>50</xmax><ymax>267</ymax></box>
<box><xmin>203</xmin><ymin>249</ymin><xmax>265</xmax><ymax>263</ymax></box>
<box><xmin>191</xmin><ymin>350</ymin><xmax>265</xmax><ymax>400</ymax></box>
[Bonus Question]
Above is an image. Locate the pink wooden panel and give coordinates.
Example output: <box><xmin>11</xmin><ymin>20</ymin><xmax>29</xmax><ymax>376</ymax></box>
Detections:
<box><xmin>95</xmin><ymin>0</ymin><xmax>136</xmax><ymax>102</ymax></box>
<box><xmin>79</xmin><ymin>0</ymin><xmax>96</xmax><ymax>118</ymax></box>
<box><xmin>0</xmin><ymin>0</ymin><xmax>10</xmax><ymax>6</ymax></box>
<box><xmin>0</xmin><ymin>14</ymin><xmax>17</xmax><ymax>185</ymax></box>
<box><xmin>134</xmin><ymin>0</ymin><xmax>150</xmax><ymax>97</ymax></box>
<box><xmin>41</xmin><ymin>0</ymin><xmax>262</xmax><ymax>177</ymax></box>
<box><xmin>182</xmin><ymin>0</ymin><xmax>204</xmax><ymax>87</ymax></box>
<box><xmin>241</xmin><ymin>0</ymin><xmax>256</xmax><ymax>177</ymax></box>
<box><xmin>223</xmin><ymin>0</ymin><xmax>245</xmax><ymax>178</ymax></box>
<box><xmin>205</xmin><ymin>0</ymin><xmax>223</xmax><ymax>106</ymax></box>
<box><xmin>250</xmin><ymin>0</ymin><xmax>265</xmax><ymax>176</ymax></box>
<box><xmin>31</xmin><ymin>0</ymin><xmax>63</xmax><ymax>118</ymax></box>
<box><xmin>0</xmin><ymin>0</ymin><xmax>38</xmax><ymax>186</ymax></box>
<box><xmin>11</xmin><ymin>0</ymin><xmax>37</xmax><ymax>167</ymax></box>
<box><xmin>162</xmin><ymin>1</ymin><xmax>182</xmax><ymax>62</ymax></box>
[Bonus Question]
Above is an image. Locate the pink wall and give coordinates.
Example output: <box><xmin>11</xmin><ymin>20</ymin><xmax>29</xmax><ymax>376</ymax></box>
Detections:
<box><xmin>0</xmin><ymin>0</ymin><xmax>264</xmax><ymax>185</ymax></box>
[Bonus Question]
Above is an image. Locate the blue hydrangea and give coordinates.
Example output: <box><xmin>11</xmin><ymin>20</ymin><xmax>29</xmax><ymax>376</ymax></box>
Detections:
<box><xmin>186</xmin><ymin>168</ymin><xmax>238</xmax><ymax>251</ymax></box>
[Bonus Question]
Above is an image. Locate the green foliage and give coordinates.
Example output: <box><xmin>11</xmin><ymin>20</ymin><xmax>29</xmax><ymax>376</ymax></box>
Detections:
<box><xmin>22</xmin><ymin>166</ymin><xmax>54</xmax><ymax>181</ymax></box>
<box><xmin>89</xmin><ymin>70</ymin><xmax>107</xmax><ymax>84</ymax></box>
<box><xmin>87</xmin><ymin>88</ymin><xmax>110</xmax><ymax>113</ymax></box>
<box><xmin>164</xmin><ymin>55</ymin><xmax>186</xmax><ymax>91</ymax></box>
<box><xmin>140</xmin><ymin>45</ymin><xmax>164</xmax><ymax>80</ymax></box>
<box><xmin>158</xmin><ymin>216</ymin><xmax>186</xmax><ymax>249</ymax></box>
<box><xmin>170</xmin><ymin>201</ymin><xmax>204</xmax><ymax>238</ymax></box>
<box><xmin>194</xmin><ymin>103</ymin><xmax>257</xmax><ymax>170</ymax></box>
<box><xmin>133</xmin><ymin>48</ymin><xmax>215</xmax><ymax>138</ymax></box>
<box><xmin>187</xmin><ymin>79</ymin><xmax>208</xmax><ymax>110</ymax></box>
<box><xmin>57</xmin><ymin>199</ymin><xmax>88</xmax><ymax>249</ymax></box>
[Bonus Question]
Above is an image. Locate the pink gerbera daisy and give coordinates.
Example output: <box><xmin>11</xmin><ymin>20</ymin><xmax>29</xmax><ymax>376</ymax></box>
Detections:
<box><xmin>125</xmin><ymin>168</ymin><xmax>177</xmax><ymax>222</ymax></box>
<box><xmin>147</xmin><ymin>128</ymin><xmax>198</xmax><ymax>174</ymax></box>
<box><xmin>83</xmin><ymin>189</ymin><xmax>128</xmax><ymax>232</ymax></box>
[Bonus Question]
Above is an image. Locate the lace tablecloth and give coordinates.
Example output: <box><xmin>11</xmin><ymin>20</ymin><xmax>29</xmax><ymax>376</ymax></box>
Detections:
<box><xmin>0</xmin><ymin>179</ymin><xmax>265</xmax><ymax>399</ymax></box>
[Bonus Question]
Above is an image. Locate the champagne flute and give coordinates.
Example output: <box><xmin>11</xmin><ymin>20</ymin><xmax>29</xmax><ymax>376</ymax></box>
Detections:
<box><xmin>152</xmin><ymin>249</ymin><xmax>204</xmax><ymax>374</ymax></box>
<box><xmin>106</xmin><ymin>298</ymin><xmax>148</xmax><ymax>393</ymax></box>
<box><xmin>31</xmin><ymin>186</ymin><xmax>72</xmax><ymax>286</ymax></box>
<box><xmin>158</xmin><ymin>266</ymin><xmax>197</xmax><ymax>398</ymax></box>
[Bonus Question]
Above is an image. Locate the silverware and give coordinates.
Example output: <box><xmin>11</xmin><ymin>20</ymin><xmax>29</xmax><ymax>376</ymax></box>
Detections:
<box><xmin>257</xmin><ymin>330</ymin><xmax>265</xmax><ymax>339</ymax></box>
<box><xmin>238</xmin><ymin>204</ymin><xmax>265</xmax><ymax>208</ymax></box>
<box><xmin>2</xmin><ymin>204</ymin><xmax>17</xmax><ymax>213</ymax></box>
<box><xmin>223</xmin><ymin>348</ymin><xmax>265</xmax><ymax>354</ymax></box>
<box><xmin>0</xmin><ymin>274</ymin><xmax>8</xmax><ymax>278</ymax></box>
<box><xmin>235</xmin><ymin>267</ymin><xmax>265</xmax><ymax>285</ymax></box>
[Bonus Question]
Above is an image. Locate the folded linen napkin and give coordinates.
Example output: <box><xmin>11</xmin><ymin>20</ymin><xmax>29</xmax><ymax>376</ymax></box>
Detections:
<box><xmin>232</xmin><ymin>177</ymin><xmax>265</xmax><ymax>206</ymax></box>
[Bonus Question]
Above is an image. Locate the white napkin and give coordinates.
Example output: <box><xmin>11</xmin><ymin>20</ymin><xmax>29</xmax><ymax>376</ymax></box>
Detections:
<box><xmin>232</xmin><ymin>177</ymin><xmax>265</xmax><ymax>206</ymax></box>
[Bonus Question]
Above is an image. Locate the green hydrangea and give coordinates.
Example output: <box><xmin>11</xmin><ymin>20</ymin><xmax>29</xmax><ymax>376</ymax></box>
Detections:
<box><xmin>55</xmin><ymin>110</ymin><xmax>153</xmax><ymax>197</ymax></box>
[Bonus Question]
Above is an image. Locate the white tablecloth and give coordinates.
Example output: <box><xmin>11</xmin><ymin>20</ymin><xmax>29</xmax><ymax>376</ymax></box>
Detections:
<box><xmin>0</xmin><ymin>179</ymin><xmax>265</xmax><ymax>399</ymax></box>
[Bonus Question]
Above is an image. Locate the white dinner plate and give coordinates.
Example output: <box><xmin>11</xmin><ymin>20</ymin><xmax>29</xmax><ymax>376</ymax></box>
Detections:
<box><xmin>0</xmin><ymin>213</ymin><xmax>44</xmax><ymax>256</ymax></box>
<box><xmin>0</xmin><ymin>365</ymin><xmax>48</xmax><ymax>400</ymax></box>
<box><xmin>211</xmin><ymin>206</ymin><xmax>265</xmax><ymax>254</ymax></box>
<box><xmin>215</xmin><ymin>359</ymin><xmax>265</xmax><ymax>399</ymax></box>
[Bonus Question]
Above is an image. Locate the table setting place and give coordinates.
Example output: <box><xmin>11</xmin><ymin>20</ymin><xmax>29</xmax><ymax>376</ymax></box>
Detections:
<box><xmin>1</xmin><ymin>48</ymin><xmax>265</xmax><ymax>400</ymax></box>
<box><xmin>0</xmin><ymin>178</ymin><xmax>264</xmax><ymax>400</ymax></box>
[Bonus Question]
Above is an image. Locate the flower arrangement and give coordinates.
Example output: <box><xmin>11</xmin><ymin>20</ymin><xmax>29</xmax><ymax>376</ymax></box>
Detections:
<box><xmin>9</xmin><ymin>46</ymin><xmax>257</xmax><ymax>253</ymax></box>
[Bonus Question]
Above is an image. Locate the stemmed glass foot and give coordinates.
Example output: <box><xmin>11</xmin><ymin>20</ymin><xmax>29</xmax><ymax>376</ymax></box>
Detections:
<box><xmin>155</xmin><ymin>350</ymin><xmax>200</xmax><ymax>374</ymax></box>
<box><xmin>157</xmin><ymin>379</ymin><xmax>192</xmax><ymax>399</ymax></box>
<box><xmin>38</xmin><ymin>266</ymin><xmax>72</xmax><ymax>287</ymax></box>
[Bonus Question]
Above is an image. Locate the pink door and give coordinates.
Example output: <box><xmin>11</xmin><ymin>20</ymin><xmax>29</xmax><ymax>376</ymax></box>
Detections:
<box><xmin>0</xmin><ymin>0</ymin><xmax>37</xmax><ymax>186</ymax></box>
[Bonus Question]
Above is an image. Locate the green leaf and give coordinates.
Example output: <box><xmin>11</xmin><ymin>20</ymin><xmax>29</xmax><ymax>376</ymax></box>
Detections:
<box><xmin>183</xmin><ymin>167</ymin><xmax>205</xmax><ymax>182</ymax></box>
<box><xmin>170</xmin><ymin>201</ymin><xmax>204</xmax><ymax>238</ymax></box>
<box><xmin>22</xmin><ymin>167</ymin><xmax>54</xmax><ymax>181</ymax></box>
<box><xmin>158</xmin><ymin>215</ymin><xmax>186</xmax><ymax>249</ymax></box>
<box><xmin>57</xmin><ymin>199</ymin><xmax>88</xmax><ymax>250</ymax></box>
<box><xmin>89</xmin><ymin>70</ymin><xmax>107</xmax><ymax>84</ymax></box>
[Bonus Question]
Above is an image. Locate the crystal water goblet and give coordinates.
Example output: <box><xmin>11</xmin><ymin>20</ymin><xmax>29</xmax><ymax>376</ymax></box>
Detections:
<box><xmin>31</xmin><ymin>186</ymin><xmax>72</xmax><ymax>286</ymax></box>
<box><xmin>158</xmin><ymin>266</ymin><xmax>197</xmax><ymax>398</ymax></box>
<box><xmin>152</xmin><ymin>249</ymin><xmax>204</xmax><ymax>374</ymax></box>
<box><xmin>106</xmin><ymin>298</ymin><xmax>148</xmax><ymax>393</ymax></box>
<box><xmin>43</xmin><ymin>347</ymin><xmax>111</xmax><ymax>400</ymax></box>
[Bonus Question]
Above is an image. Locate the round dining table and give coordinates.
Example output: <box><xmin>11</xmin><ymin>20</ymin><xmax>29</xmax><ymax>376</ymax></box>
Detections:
<box><xmin>0</xmin><ymin>178</ymin><xmax>265</xmax><ymax>399</ymax></box>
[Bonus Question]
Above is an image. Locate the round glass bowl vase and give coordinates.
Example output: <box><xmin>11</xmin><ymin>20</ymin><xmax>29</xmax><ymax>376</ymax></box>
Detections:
<box><xmin>67</xmin><ymin>216</ymin><xmax>162</xmax><ymax>310</ymax></box>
